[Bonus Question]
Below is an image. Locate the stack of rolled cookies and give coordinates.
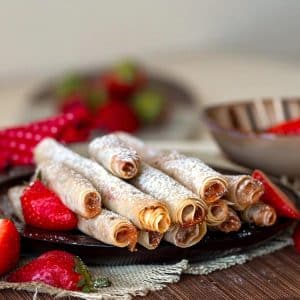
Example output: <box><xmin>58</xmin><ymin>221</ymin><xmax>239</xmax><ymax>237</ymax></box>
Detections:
<box><xmin>7</xmin><ymin>132</ymin><xmax>277</xmax><ymax>252</ymax></box>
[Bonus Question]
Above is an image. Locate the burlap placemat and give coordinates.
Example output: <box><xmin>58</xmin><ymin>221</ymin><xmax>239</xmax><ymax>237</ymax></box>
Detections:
<box><xmin>0</xmin><ymin>232</ymin><xmax>292</xmax><ymax>300</ymax></box>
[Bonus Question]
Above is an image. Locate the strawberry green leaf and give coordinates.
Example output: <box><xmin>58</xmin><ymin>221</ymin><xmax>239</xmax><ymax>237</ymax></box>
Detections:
<box><xmin>94</xmin><ymin>277</ymin><xmax>111</xmax><ymax>288</ymax></box>
<box><xmin>36</xmin><ymin>170</ymin><xmax>43</xmax><ymax>182</ymax></box>
<box><xmin>74</xmin><ymin>256</ymin><xmax>111</xmax><ymax>292</ymax></box>
<box><xmin>114</xmin><ymin>61</ymin><xmax>137</xmax><ymax>82</ymax></box>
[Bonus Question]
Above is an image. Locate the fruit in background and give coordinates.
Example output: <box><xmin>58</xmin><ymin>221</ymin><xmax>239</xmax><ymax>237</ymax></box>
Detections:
<box><xmin>131</xmin><ymin>89</ymin><xmax>165</xmax><ymax>124</ymax></box>
<box><xmin>94</xmin><ymin>100</ymin><xmax>140</xmax><ymax>133</ymax></box>
<box><xmin>102</xmin><ymin>61</ymin><xmax>147</xmax><ymax>98</ymax></box>
<box><xmin>7</xmin><ymin>250</ymin><xmax>111</xmax><ymax>291</ymax></box>
<box><xmin>53</xmin><ymin>60</ymin><xmax>166</xmax><ymax>135</ymax></box>
<box><xmin>21</xmin><ymin>180</ymin><xmax>78</xmax><ymax>231</ymax></box>
<box><xmin>0</xmin><ymin>217</ymin><xmax>20</xmax><ymax>276</ymax></box>
<box><xmin>60</xmin><ymin>94</ymin><xmax>87</xmax><ymax>113</ymax></box>
<box><xmin>56</xmin><ymin>74</ymin><xmax>85</xmax><ymax>99</ymax></box>
<box><xmin>252</xmin><ymin>169</ymin><xmax>300</xmax><ymax>219</ymax></box>
<box><xmin>266</xmin><ymin>118</ymin><xmax>300</xmax><ymax>135</ymax></box>
<box><xmin>61</xmin><ymin>87</ymin><xmax>107</xmax><ymax>114</ymax></box>
<box><xmin>86</xmin><ymin>88</ymin><xmax>107</xmax><ymax>111</ymax></box>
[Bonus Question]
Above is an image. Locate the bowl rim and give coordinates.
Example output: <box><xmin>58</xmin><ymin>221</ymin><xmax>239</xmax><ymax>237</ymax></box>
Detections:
<box><xmin>202</xmin><ymin>100</ymin><xmax>300</xmax><ymax>140</ymax></box>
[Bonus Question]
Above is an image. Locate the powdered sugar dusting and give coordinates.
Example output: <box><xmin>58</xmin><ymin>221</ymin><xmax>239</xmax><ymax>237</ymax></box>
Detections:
<box><xmin>39</xmin><ymin>161</ymin><xmax>97</xmax><ymax>193</ymax></box>
<box><xmin>115</xmin><ymin>133</ymin><xmax>228</xmax><ymax>199</ymax></box>
<box><xmin>151</xmin><ymin>151</ymin><xmax>227</xmax><ymax>198</ymax></box>
<box><xmin>132</xmin><ymin>162</ymin><xmax>197</xmax><ymax>201</ymax></box>
<box><xmin>78</xmin><ymin>208</ymin><xmax>137</xmax><ymax>248</ymax></box>
<box><xmin>115</xmin><ymin>132</ymin><xmax>160</xmax><ymax>160</ymax></box>
<box><xmin>38</xmin><ymin>161</ymin><xmax>101</xmax><ymax>218</ymax></box>
<box><xmin>90</xmin><ymin>135</ymin><xmax>140</xmax><ymax>162</ymax></box>
<box><xmin>34</xmin><ymin>138</ymin><xmax>162</xmax><ymax>229</ymax></box>
<box><xmin>131</xmin><ymin>162</ymin><xmax>202</xmax><ymax>223</ymax></box>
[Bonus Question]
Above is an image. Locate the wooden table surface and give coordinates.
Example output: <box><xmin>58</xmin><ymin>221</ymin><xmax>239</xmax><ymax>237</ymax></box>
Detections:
<box><xmin>1</xmin><ymin>246</ymin><xmax>300</xmax><ymax>300</ymax></box>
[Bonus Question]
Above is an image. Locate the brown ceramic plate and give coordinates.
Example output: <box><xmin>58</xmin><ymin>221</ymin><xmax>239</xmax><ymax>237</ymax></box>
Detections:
<box><xmin>32</xmin><ymin>69</ymin><xmax>195</xmax><ymax>106</ymax></box>
<box><xmin>0</xmin><ymin>166</ymin><xmax>295</xmax><ymax>265</ymax></box>
<box><xmin>29</xmin><ymin>69</ymin><xmax>199</xmax><ymax>140</ymax></box>
<box><xmin>202</xmin><ymin>97</ymin><xmax>300</xmax><ymax>177</ymax></box>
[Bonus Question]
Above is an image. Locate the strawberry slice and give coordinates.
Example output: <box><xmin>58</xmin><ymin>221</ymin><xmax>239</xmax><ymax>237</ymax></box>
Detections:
<box><xmin>0</xmin><ymin>218</ymin><xmax>20</xmax><ymax>276</ymax></box>
<box><xmin>7</xmin><ymin>250</ymin><xmax>110</xmax><ymax>291</ymax></box>
<box><xmin>21</xmin><ymin>180</ymin><xmax>78</xmax><ymax>231</ymax></box>
<box><xmin>252</xmin><ymin>169</ymin><xmax>300</xmax><ymax>219</ymax></box>
<box><xmin>94</xmin><ymin>100</ymin><xmax>140</xmax><ymax>133</ymax></box>
<box><xmin>293</xmin><ymin>224</ymin><xmax>300</xmax><ymax>253</ymax></box>
<box><xmin>266</xmin><ymin>118</ymin><xmax>300</xmax><ymax>135</ymax></box>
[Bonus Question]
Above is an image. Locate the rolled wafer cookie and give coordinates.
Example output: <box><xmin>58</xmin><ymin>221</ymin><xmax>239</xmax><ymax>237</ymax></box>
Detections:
<box><xmin>138</xmin><ymin>231</ymin><xmax>163</xmax><ymax>250</ymax></box>
<box><xmin>226</xmin><ymin>175</ymin><xmax>264</xmax><ymax>211</ymax></box>
<box><xmin>215</xmin><ymin>208</ymin><xmax>241</xmax><ymax>233</ymax></box>
<box><xmin>78</xmin><ymin>209</ymin><xmax>138</xmax><ymax>251</ymax></box>
<box><xmin>38</xmin><ymin>161</ymin><xmax>101</xmax><ymax>218</ymax></box>
<box><xmin>206</xmin><ymin>199</ymin><xmax>229</xmax><ymax>227</ymax></box>
<box><xmin>164</xmin><ymin>222</ymin><xmax>207</xmax><ymax>248</ymax></box>
<box><xmin>115</xmin><ymin>132</ymin><xmax>228</xmax><ymax>203</ymax></box>
<box><xmin>34</xmin><ymin>138</ymin><xmax>171</xmax><ymax>233</ymax></box>
<box><xmin>89</xmin><ymin>135</ymin><xmax>141</xmax><ymax>179</ymax></box>
<box><xmin>8</xmin><ymin>185</ymin><xmax>138</xmax><ymax>251</ymax></box>
<box><xmin>242</xmin><ymin>202</ymin><xmax>277</xmax><ymax>227</ymax></box>
<box><xmin>130</xmin><ymin>162</ymin><xmax>207</xmax><ymax>226</ymax></box>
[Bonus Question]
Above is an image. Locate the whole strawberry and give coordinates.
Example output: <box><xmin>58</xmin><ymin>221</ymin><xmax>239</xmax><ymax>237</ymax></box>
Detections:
<box><xmin>7</xmin><ymin>250</ymin><xmax>110</xmax><ymax>291</ymax></box>
<box><xmin>0</xmin><ymin>217</ymin><xmax>20</xmax><ymax>276</ymax></box>
<box><xmin>94</xmin><ymin>100</ymin><xmax>140</xmax><ymax>133</ymax></box>
<box><xmin>102</xmin><ymin>61</ymin><xmax>146</xmax><ymax>99</ymax></box>
<box><xmin>21</xmin><ymin>180</ymin><xmax>78</xmax><ymax>231</ymax></box>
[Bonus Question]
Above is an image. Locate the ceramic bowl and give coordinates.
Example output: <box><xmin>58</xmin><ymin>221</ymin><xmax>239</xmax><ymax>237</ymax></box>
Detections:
<box><xmin>202</xmin><ymin>97</ymin><xmax>300</xmax><ymax>177</ymax></box>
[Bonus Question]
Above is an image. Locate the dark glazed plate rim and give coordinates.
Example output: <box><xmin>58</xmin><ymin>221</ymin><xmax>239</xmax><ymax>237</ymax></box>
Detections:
<box><xmin>0</xmin><ymin>165</ymin><xmax>295</xmax><ymax>265</ymax></box>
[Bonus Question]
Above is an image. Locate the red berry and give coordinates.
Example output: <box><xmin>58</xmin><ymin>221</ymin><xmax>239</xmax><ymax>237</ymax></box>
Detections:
<box><xmin>21</xmin><ymin>180</ymin><xmax>77</xmax><ymax>231</ymax></box>
<box><xmin>102</xmin><ymin>63</ymin><xmax>146</xmax><ymax>99</ymax></box>
<box><xmin>59</xmin><ymin>126</ymin><xmax>90</xmax><ymax>143</ymax></box>
<box><xmin>293</xmin><ymin>224</ymin><xmax>300</xmax><ymax>253</ymax></box>
<box><xmin>252</xmin><ymin>169</ymin><xmax>300</xmax><ymax>219</ymax></box>
<box><xmin>8</xmin><ymin>250</ymin><xmax>110</xmax><ymax>291</ymax></box>
<box><xmin>267</xmin><ymin>118</ymin><xmax>300</xmax><ymax>135</ymax></box>
<box><xmin>60</xmin><ymin>94</ymin><xmax>87</xmax><ymax>114</ymax></box>
<box><xmin>0</xmin><ymin>218</ymin><xmax>20</xmax><ymax>276</ymax></box>
<box><xmin>94</xmin><ymin>100</ymin><xmax>140</xmax><ymax>133</ymax></box>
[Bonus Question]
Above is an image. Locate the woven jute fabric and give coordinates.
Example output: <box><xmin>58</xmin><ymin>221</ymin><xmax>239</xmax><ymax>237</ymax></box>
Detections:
<box><xmin>0</xmin><ymin>232</ymin><xmax>292</xmax><ymax>300</ymax></box>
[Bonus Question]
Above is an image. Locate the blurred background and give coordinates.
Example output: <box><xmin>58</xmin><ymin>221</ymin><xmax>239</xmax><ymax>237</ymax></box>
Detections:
<box><xmin>1</xmin><ymin>0</ymin><xmax>300</xmax><ymax>143</ymax></box>
<box><xmin>2</xmin><ymin>0</ymin><xmax>300</xmax><ymax>78</ymax></box>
